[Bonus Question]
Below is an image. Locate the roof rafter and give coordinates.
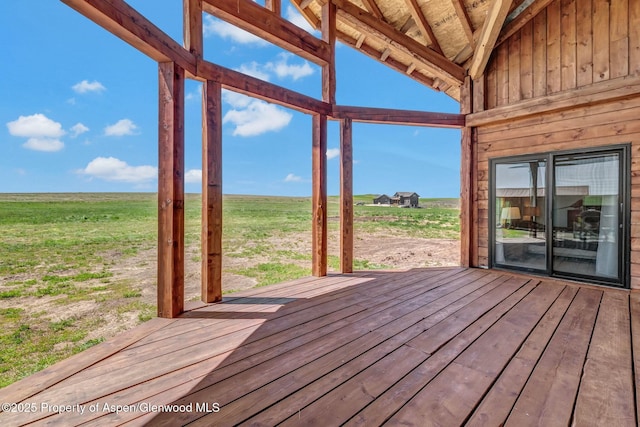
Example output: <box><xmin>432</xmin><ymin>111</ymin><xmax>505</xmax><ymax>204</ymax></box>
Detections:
<box><xmin>360</xmin><ymin>0</ymin><xmax>385</xmax><ymax>20</ymax></box>
<box><xmin>469</xmin><ymin>0</ymin><xmax>513</xmax><ymax>79</ymax></box>
<box><xmin>202</xmin><ymin>0</ymin><xmax>331</xmax><ymax>65</ymax></box>
<box><xmin>449</xmin><ymin>0</ymin><xmax>475</xmax><ymax>47</ymax></box>
<box><xmin>402</xmin><ymin>0</ymin><xmax>444</xmax><ymax>54</ymax></box>
<box><xmin>332</xmin><ymin>0</ymin><xmax>465</xmax><ymax>85</ymax></box>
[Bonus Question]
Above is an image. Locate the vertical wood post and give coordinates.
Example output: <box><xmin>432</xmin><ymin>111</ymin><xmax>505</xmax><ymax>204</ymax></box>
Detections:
<box><xmin>158</xmin><ymin>61</ymin><xmax>185</xmax><ymax>318</ymax></box>
<box><xmin>312</xmin><ymin>114</ymin><xmax>328</xmax><ymax>277</ymax></box>
<box><xmin>183</xmin><ymin>0</ymin><xmax>203</xmax><ymax>58</ymax></box>
<box><xmin>340</xmin><ymin>118</ymin><xmax>353</xmax><ymax>273</ymax></box>
<box><xmin>202</xmin><ymin>80</ymin><xmax>223</xmax><ymax>303</ymax></box>
<box><xmin>321</xmin><ymin>1</ymin><xmax>337</xmax><ymax>104</ymax></box>
<box><xmin>265</xmin><ymin>0</ymin><xmax>281</xmax><ymax>15</ymax></box>
<box><xmin>460</xmin><ymin>75</ymin><xmax>473</xmax><ymax>268</ymax></box>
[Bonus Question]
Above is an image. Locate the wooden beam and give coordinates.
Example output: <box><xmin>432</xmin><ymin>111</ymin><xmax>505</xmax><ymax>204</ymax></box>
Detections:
<box><xmin>469</xmin><ymin>0</ymin><xmax>513</xmax><ymax>80</ymax></box>
<box><xmin>460</xmin><ymin>76</ymin><xmax>472</xmax><ymax>268</ymax></box>
<box><xmin>183</xmin><ymin>0</ymin><xmax>203</xmax><ymax>58</ymax></box>
<box><xmin>333</xmin><ymin>0</ymin><xmax>465</xmax><ymax>85</ymax></box>
<box><xmin>198</xmin><ymin>60</ymin><xmax>331</xmax><ymax>115</ymax></box>
<box><xmin>361</xmin><ymin>0</ymin><xmax>385</xmax><ymax>20</ymax></box>
<box><xmin>202</xmin><ymin>0</ymin><xmax>331</xmax><ymax>65</ymax></box>
<box><xmin>312</xmin><ymin>114</ymin><xmax>328</xmax><ymax>277</ymax></box>
<box><xmin>322</xmin><ymin>1</ymin><xmax>337</xmax><ymax>104</ymax></box>
<box><xmin>265</xmin><ymin>0</ymin><xmax>281</xmax><ymax>16</ymax></box>
<box><xmin>158</xmin><ymin>62</ymin><xmax>185</xmax><ymax>319</ymax></box>
<box><xmin>496</xmin><ymin>0</ymin><xmax>556</xmax><ymax>47</ymax></box>
<box><xmin>450</xmin><ymin>0</ymin><xmax>475</xmax><ymax>47</ymax></box>
<box><xmin>402</xmin><ymin>0</ymin><xmax>444</xmax><ymax>54</ymax></box>
<box><xmin>61</xmin><ymin>0</ymin><xmax>196</xmax><ymax>75</ymax></box>
<box><xmin>201</xmin><ymin>80</ymin><xmax>223</xmax><ymax>304</ymax></box>
<box><xmin>340</xmin><ymin>118</ymin><xmax>354</xmax><ymax>274</ymax></box>
<box><xmin>332</xmin><ymin>106</ymin><xmax>465</xmax><ymax>128</ymax></box>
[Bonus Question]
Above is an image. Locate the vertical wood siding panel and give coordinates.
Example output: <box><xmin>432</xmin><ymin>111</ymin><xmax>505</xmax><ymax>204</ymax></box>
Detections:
<box><xmin>561</xmin><ymin>0</ymin><xmax>577</xmax><ymax>91</ymax></box>
<box><xmin>546</xmin><ymin>0</ymin><xmax>562</xmax><ymax>94</ymax></box>
<box><xmin>576</xmin><ymin>0</ymin><xmax>593</xmax><ymax>87</ymax></box>
<box><xmin>509</xmin><ymin>32</ymin><xmax>522</xmax><ymax>103</ymax></box>
<box><xmin>533</xmin><ymin>10</ymin><xmax>548</xmax><ymax>97</ymax></box>
<box><xmin>520</xmin><ymin>20</ymin><xmax>534</xmax><ymax>100</ymax></box>
<box><xmin>609</xmin><ymin>0</ymin><xmax>629</xmax><ymax>79</ymax></box>
<box><xmin>593</xmin><ymin>0</ymin><xmax>610</xmax><ymax>82</ymax></box>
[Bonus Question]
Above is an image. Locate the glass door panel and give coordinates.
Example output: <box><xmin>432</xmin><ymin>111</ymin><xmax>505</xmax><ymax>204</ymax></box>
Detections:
<box><xmin>552</xmin><ymin>152</ymin><xmax>621</xmax><ymax>281</ymax></box>
<box><xmin>494</xmin><ymin>159</ymin><xmax>547</xmax><ymax>272</ymax></box>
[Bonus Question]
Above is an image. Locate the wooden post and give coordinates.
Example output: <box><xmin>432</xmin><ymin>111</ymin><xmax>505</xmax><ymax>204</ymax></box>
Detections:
<box><xmin>312</xmin><ymin>114</ymin><xmax>328</xmax><ymax>276</ymax></box>
<box><xmin>265</xmin><ymin>0</ymin><xmax>281</xmax><ymax>15</ymax></box>
<box><xmin>321</xmin><ymin>0</ymin><xmax>336</xmax><ymax>104</ymax></box>
<box><xmin>158</xmin><ymin>62</ymin><xmax>185</xmax><ymax>318</ymax></box>
<box><xmin>183</xmin><ymin>0</ymin><xmax>203</xmax><ymax>58</ymax></box>
<box><xmin>202</xmin><ymin>80</ymin><xmax>223</xmax><ymax>303</ymax></box>
<box><xmin>460</xmin><ymin>75</ymin><xmax>473</xmax><ymax>268</ymax></box>
<box><xmin>340</xmin><ymin>118</ymin><xmax>353</xmax><ymax>273</ymax></box>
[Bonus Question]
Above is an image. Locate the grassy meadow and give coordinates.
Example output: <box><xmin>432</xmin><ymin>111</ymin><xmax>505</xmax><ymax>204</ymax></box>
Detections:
<box><xmin>0</xmin><ymin>193</ymin><xmax>459</xmax><ymax>387</ymax></box>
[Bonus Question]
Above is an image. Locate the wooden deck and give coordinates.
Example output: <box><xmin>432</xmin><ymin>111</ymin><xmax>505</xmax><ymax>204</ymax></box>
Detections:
<box><xmin>1</xmin><ymin>267</ymin><xmax>639</xmax><ymax>426</ymax></box>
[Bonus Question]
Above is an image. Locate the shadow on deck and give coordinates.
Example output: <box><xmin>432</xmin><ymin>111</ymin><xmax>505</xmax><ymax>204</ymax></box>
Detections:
<box><xmin>1</xmin><ymin>267</ymin><xmax>639</xmax><ymax>426</ymax></box>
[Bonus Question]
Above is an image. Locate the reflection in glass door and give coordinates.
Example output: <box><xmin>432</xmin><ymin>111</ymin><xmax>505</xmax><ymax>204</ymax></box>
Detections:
<box><xmin>494</xmin><ymin>158</ymin><xmax>547</xmax><ymax>272</ymax></box>
<box><xmin>552</xmin><ymin>152</ymin><xmax>621</xmax><ymax>282</ymax></box>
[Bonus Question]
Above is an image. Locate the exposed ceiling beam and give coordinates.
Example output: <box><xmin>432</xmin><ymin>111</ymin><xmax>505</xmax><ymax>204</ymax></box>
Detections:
<box><xmin>402</xmin><ymin>0</ymin><xmax>444</xmax><ymax>54</ymax></box>
<box><xmin>61</xmin><ymin>0</ymin><xmax>197</xmax><ymax>75</ymax></box>
<box><xmin>333</xmin><ymin>0</ymin><xmax>465</xmax><ymax>85</ymax></box>
<box><xmin>360</xmin><ymin>0</ymin><xmax>385</xmax><ymax>20</ymax></box>
<box><xmin>469</xmin><ymin>0</ymin><xmax>513</xmax><ymax>79</ymax></box>
<box><xmin>450</xmin><ymin>0</ymin><xmax>475</xmax><ymax>47</ymax></box>
<box><xmin>496</xmin><ymin>0</ymin><xmax>556</xmax><ymax>46</ymax></box>
<box><xmin>202</xmin><ymin>0</ymin><xmax>331</xmax><ymax>65</ymax></box>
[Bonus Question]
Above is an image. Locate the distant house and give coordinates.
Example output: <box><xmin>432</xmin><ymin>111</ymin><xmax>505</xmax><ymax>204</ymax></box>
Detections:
<box><xmin>392</xmin><ymin>192</ymin><xmax>420</xmax><ymax>207</ymax></box>
<box><xmin>373</xmin><ymin>194</ymin><xmax>391</xmax><ymax>205</ymax></box>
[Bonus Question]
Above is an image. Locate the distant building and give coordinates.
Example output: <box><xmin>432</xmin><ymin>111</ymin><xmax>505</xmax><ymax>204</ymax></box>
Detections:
<box><xmin>373</xmin><ymin>194</ymin><xmax>391</xmax><ymax>205</ymax></box>
<box><xmin>391</xmin><ymin>192</ymin><xmax>420</xmax><ymax>207</ymax></box>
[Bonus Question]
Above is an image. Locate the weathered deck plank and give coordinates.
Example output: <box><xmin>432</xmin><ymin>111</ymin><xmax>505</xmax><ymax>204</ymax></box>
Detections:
<box><xmin>0</xmin><ymin>268</ymin><xmax>637</xmax><ymax>426</ymax></box>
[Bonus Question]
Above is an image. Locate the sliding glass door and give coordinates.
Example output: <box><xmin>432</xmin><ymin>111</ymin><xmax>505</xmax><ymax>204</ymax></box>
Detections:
<box><xmin>491</xmin><ymin>146</ymin><xmax>628</xmax><ymax>287</ymax></box>
<box><xmin>494</xmin><ymin>158</ymin><xmax>547</xmax><ymax>272</ymax></box>
<box><xmin>552</xmin><ymin>152</ymin><xmax>622</xmax><ymax>282</ymax></box>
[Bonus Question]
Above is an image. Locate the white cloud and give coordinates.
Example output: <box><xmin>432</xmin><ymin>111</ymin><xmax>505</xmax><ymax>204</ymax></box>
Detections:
<box><xmin>265</xmin><ymin>53</ymin><xmax>314</xmax><ymax>80</ymax></box>
<box><xmin>326</xmin><ymin>148</ymin><xmax>340</xmax><ymax>159</ymax></box>
<box><xmin>223</xmin><ymin>99</ymin><xmax>292</xmax><ymax>137</ymax></box>
<box><xmin>104</xmin><ymin>119</ymin><xmax>138</xmax><ymax>136</ymax></box>
<box><xmin>72</xmin><ymin>80</ymin><xmax>106</xmax><ymax>94</ymax></box>
<box><xmin>23</xmin><ymin>137</ymin><xmax>64</xmax><ymax>152</ymax></box>
<box><xmin>70</xmin><ymin>123</ymin><xmax>89</xmax><ymax>138</ymax></box>
<box><xmin>285</xmin><ymin>5</ymin><xmax>317</xmax><ymax>34</ymax></box>
<box><xmin>7</xmin><ymin>114</ymin><xmax>65</xmax><ymax>138</ymax></box>
<box><xmin>236</xmin><ymin>62</ymin><xmax>271</xmax><ymax>81</ymax></box>
<box><xmin>77</xmin><ymin>157</ymin><xmax>157</xmax><ymax>183</ymax></box>
<box><xmin>223</xmin><ymin>91</ymin><xmax>253</xmax><ymax>109</ymax></box>
<box><xmin>185</xmin><ymin>169</ymin><xmax>202</xmax><ymax>184</ymax></box>
<box><xmin>284</xmin><ymin>173</ymin><xmax>303</xmax><ymax>182</ymax></box>
<box><xmin>203</xmin><ymin>15</ymin><xmax>266</xmax><ymax>45</ymax></box>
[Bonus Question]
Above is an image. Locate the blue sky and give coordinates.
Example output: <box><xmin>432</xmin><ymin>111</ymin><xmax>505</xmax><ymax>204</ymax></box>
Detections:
<box><xmin>1</xmin><ymin>1</ymin><xmax>461</xmax><ymax>197</ymax></box>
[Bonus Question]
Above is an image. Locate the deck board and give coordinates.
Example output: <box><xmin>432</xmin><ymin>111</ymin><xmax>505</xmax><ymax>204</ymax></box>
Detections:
<box><xmin>0</xmin><ymin>268</ymin><xmax>638</xmax><ymax>426</ymax></box>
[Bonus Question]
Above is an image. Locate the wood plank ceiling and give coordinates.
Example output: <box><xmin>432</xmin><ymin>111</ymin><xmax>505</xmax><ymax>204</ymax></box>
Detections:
<box><xmin>288</xmin><ymin>0</ymin><xmax>536</xmax><ymax>100</ymax></box>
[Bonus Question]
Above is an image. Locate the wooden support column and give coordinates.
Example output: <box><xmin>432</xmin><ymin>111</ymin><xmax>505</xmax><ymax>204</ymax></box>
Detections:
<box><xmin>265</xmin><ymin>0</ymin><xmax>281</xmax><ymax>15</ymax></box>
<box><xmin>340</xmin><ymin>118</ymin><xmax>353</xmax><ymax>273</ymax></box>
<box><xmin>201</xmin><ymin>80</ymin><xmax>223</xmax><ymax>303</ymax></box>
<box><xmin>460</xmin><ymin>76</ymin><xmax>473</xmax><ymax>268</ymax></box>
<box><xmin>312</xmin><ymin>114</ymin><xmax>328</xmax><ymax>277</ymax></box>
<box><xmin>158</xmin><ymin>62</ymin><xmax>185</xmax><ymax>318</ymax></box>
<box><xmin>183</xmin><ymin>0</ymin><xmax>203</xmax><ymax>58</ymax></box>
<box><xmin>321</xmin><ymin>0</ymin><xmax>337</xmax><ymax>104</ymax></box>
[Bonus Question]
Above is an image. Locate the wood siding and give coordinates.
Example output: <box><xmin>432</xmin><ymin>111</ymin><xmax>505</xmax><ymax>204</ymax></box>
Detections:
<box><xmin>484</xmin><ymin>0</ymin><xmax>640</xmax><ymax>106</ymax></box>
<box><xmin>472</xmin><ymin>0</ymin><xmax>640</xmax><ymax>289</ymax></box>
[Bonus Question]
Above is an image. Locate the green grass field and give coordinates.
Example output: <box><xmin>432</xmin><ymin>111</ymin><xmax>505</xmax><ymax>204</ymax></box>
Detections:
<box><xmin>0</xmin><ymin>193</ymin><xmax>459</xmax><ymax>387</ymax></box>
